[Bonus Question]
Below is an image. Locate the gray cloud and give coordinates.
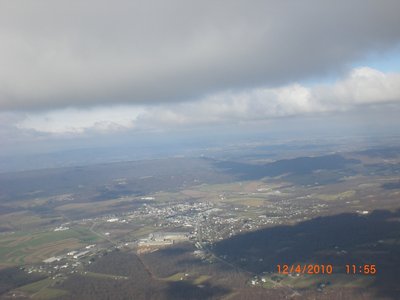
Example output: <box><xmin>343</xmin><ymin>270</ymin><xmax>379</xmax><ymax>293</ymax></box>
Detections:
<box><xmin>12</xmin><ymin>67</ymin><xmax>400</xmax><ymax>134</ymax></box>
<box><xmin>134</xmin><ymin>67</ymin><xmax>400</xmax><ymax>129</ymax></box>
<box><xmin>1</xmin><ymin>0</ymin><xmax>400</xmax><ymax>110</ymax></box>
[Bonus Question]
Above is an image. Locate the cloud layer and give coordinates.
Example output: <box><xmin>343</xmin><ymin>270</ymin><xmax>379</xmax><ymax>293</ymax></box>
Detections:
<box><xmin>15</xmin><ymin>67</ymin><xmax>400</xmax><ymax>134</ymax></box>
<box><xmin>1</xmin><ymin>0</ymin><xmax>400</xmax><ymax>110</ymax></box>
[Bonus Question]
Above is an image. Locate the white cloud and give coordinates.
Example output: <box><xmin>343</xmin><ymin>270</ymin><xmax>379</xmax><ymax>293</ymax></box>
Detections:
<box><xmin>315</xmin><ymin>67</ymin><xmax>400</xmax><ymax>106</ymax></box>
<box><xmin>136</xmin><ymin>67</ymin><xmax>400</xmax><ymax>129</ymax></box>
<box><xmin>13</xmin><ymin>67</ymin><xmax>400</xmax><ymax>134</ymax></box>
<box><xmin>17</xmin><ymin>106</ymin><xmax>144</xmax><ymax>134</ymax></box>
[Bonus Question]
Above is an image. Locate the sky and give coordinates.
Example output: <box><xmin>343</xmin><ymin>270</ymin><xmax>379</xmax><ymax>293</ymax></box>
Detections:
<box><xmin>1</xmin><ymin>0</ymin><xmax>400</xmax><ymax>166</ymax></box>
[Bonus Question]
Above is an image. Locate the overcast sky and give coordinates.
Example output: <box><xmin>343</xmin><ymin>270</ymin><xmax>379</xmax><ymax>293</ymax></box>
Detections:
<box><xmin>1</xmin><ymin>0</ymin><xmax>400</xmax><ymax>159</ymax></box>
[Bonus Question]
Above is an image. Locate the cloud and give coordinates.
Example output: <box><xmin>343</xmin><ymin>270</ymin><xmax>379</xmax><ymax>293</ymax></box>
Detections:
<box><xmin>12</xmin><ymin>67</ymin><xmax>400</xmax><ymax>134</ymax></box>
<box><xmin>1</xmin><ymin>1</ymin><xmax>400</xmax><ymax>110</ymax></box>
<box><xmin>17</xmin><ymin>106</ymin><xmax>144</xmax><ymax>134</ymax></box>
<box><xmin>135</xmin><ymin>67</ymin><xmax>400</xmax><ymax>129</ymax></box>
<box><xmin>315</xmin><ymin>67</ymin><xmax>400</xmax><ymax>107</ymax></box>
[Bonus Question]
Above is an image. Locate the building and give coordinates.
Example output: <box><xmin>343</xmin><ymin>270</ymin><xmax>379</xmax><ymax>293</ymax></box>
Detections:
<box><xmin>73</xmin><ymin>250</ymin><xmax>91</xmax><ymax>259</ymax></box>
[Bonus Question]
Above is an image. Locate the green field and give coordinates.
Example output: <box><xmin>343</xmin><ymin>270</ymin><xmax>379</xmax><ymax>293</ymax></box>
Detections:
<box><xmin>264</xmin><ymin>273</ymin><xmax>374</xmax><ymax>290</ymax></box>
<box><xmin>83</xmin><ymin>271</ymin><xmax>129</xmax><ymax>280</ymax></box>
<box><xmin>0</xmin><ymin>226</ymin><xmax>98</xmax><ymax>265</ymax></box>
<box><xmin>0</xmin><ymin>211</ymin><xmax>64</xmax><ymax>231</ymax></box>
<box><xmin>16</xmin><ymin>277</ymin><xmax>69</xmax><ymax>299</ymax></box>
<box><xmin>17</xmin><ymin>278</ymin><xmax>54</xmax><ymax>294</ymax></box>
<box><xmin>161</xmin><ymin>272</ymin><xmax>211</xmax><ymax>285</ymax></box>
<box><xmin>162</xmin><ymin>272</ymin><xmax>187</xmax><ymax>281</ymax></box>
<box><xmin>312</xmin><ymin>190</ymin><xmax>356</xmax><ymax>201</ymax></box>
<box><xmin>193</xmin><ymin>274</ymin><xmax>211</xmax><ymax>284</ymax></box>
<box><xmin>32</xmin><ymin>287</ymin><xmax>68</xmax><ymax>300</ymax></box>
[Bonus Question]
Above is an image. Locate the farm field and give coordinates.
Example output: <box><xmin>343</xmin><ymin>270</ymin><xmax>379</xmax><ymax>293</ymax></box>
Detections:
<box><xmin>0</xmin><ymin>146</ymin><xmax>400</xmax><ymax>299</ymax></box>
<box><xmin>0</xmin><ymin>227</ymin><xmax>98</xmax><ymax>266</ymax></box>
<box><xmin>16</xmin><ymin>277</ymin><xmax>68</xmax><ymax>300</ymax></box>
